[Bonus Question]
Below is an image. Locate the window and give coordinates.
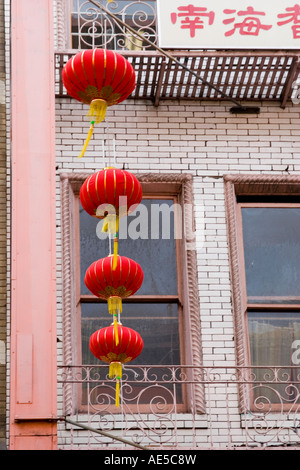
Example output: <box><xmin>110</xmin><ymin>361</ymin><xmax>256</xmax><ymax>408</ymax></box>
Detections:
<box><xmin>239</xmin><ymin>200</ymin><xmax>300</xmax><ymax>406</ymax></box>
<box><xmin>61</xmin><ymin>172</ymin><xmax>204</xmax><ymax>413</ymax></box>
<box><xmin>68</xmin><ymin>0</ymin><xmax>157</xmax><ymax>50</ymax></box>
<box><xmin>225</xmin><ymin>176</ymin><xmax>300</xmax><ymax>410</ymax></box>
<box><xmin>78</xmin><ymin>195</ymin><xmax>182</xmax><ymax>363</ymax></box>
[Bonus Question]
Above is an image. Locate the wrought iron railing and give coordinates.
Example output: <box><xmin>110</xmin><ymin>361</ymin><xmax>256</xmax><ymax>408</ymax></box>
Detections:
<box><xmin>69</xmin><ymin>0</ymin><xmax>157</xmax><ymax>51</ymax></box>
<box><xmin>57</xmin><ymin>365</ymin><xmax>300</xmax><ymax>449</ymax></box>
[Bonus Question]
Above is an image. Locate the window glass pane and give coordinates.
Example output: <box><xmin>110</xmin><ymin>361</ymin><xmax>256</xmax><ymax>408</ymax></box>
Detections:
<box><xmin>80</xmin><ymin>198</ymin><xmax>178</xmax><ymax>295</ymax></box>
<box><xmin>81</xmin><ymin>300</ymin><xmax>182</xmax><ymax>407</ymax></box>
<box><xmin>248</xmin><ymin>311</ymin><xmax>300</xmax><ymax>404</ymax></box>
<box><xmin>241</xmin><ymin>207</ymin><xmax>300</xmax><ymax>304</ymax></box>
<box><xmin>248</xmin><ymin>311</ymin><xmax>300</xmax><ymax>366</ymax></box>
<box><xmin>81</xmin><ymin>302</ymin><xmax>180</xmax><ymax>366</ymax></box>
<box><xmin>79</xmin><ymin>193</ymin><xmax>182</xmax><ymax>407</ymax></box>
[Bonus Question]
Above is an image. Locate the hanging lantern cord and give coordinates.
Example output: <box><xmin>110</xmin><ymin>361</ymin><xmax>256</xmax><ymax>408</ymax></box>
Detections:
<box><xmin>113</xmin><ymin>231</ymin><xmax>118</xmax><ymax>270</ymax></box>
<box><xmin>102</xmin><ymin>214</ymin><xmax>119</xmax><ymax>269</ymax></box>
<box><xmin>113</xmin><ymin>313</ymin><xmax>119</xmax><ymax>345</ymax></box>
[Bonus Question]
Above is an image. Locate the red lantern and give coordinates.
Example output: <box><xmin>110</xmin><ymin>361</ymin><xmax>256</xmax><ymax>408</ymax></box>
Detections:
<box><xmin>80</xmin><ymin>167</ymin><xmax>142</xmax><ymax>219</ymax></box>
<box><xmin>62</xmin><ymin>49</ymin><xmax>136</xmax><ymax>157</ymax></box>
<box><xmin>89</xmin><ymin>324</ymin><xmax>144</xmax><ymax>406</ymax></box>
<box><xmin>80</xmin><ymin>167</ymin><xmax>142</xmax><ymax>269</ymax></box>
<box><xmin>85</xmin><ymin>255</ymin><xmax>143</xmax><ymax>314</ymax></box>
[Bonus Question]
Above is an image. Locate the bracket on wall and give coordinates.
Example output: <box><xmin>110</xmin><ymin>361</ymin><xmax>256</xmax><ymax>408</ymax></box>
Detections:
<box><xmin>230</xmin><ymin>106</ymin><xmax>260</xmax><ymax>114</ymax></box>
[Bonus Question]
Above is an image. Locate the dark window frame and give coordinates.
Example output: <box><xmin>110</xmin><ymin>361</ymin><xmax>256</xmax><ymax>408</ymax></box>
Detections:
<box><xmin>225</xmin><ymin>174</ymin><xmax>300</xmax><ymax>412</ymax></box>
<box><xmin>60</xmin><ymin>172</ymin><xmax>205</xmax><ymax>414</ymax></box>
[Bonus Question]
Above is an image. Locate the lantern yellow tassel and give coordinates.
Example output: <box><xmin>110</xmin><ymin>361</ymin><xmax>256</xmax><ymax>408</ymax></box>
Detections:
<box><xmin>109</xmin><ymin>361</ymin><xmax>122</xmax><ymax>379</ymax></box>
<box><xmin>78</xmin><ymin>99</ymin><xmax>108</xmax><ymax>158</ymax></box>
<box><xmin>109</xmin><ymin>361</ymin><xmax>122</xmax><ymax>407</ymax></box>
<box><xmin>78</xmin><ymin>121</ymin><xmax>94</xmax><ymax>158</ymax></box>
<box><xmin>87</xmin><ymin>98</ymin><xmax>108</xmax><ymax>124</ymax></box>
<box><xmin>108</xmin><ymin>296</ymin><xmax>122</xmax><ymax>315</ymax></box>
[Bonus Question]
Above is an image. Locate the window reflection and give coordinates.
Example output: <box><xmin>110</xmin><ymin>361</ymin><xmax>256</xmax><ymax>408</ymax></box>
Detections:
<box><xmin>248</xmin><ymin>310</ymin><xmax>300</xmax><ymax>404</ymax></box>
<box><xmin>81</xmin><ymin>302</ymin><xmax>180</xmax><ymax>366</ymax></box>
<box><xmin>79</xmin><ymin>196</ymin><xmax>181</xmax><ymax>368</ymax></box>
<box><xmin>79</xmin><ymin>198</ymin><xmax>178</xmax><ymax>296</ymax></box>
<box><xmin>240</xmin><ymin>204</ymin><xmax>300</xmax><ymax>407</ymax></box>
<box><xmin>242</xmin><ymin>207</ymin><xmax>300</xmax><ymax>304</ymax></box>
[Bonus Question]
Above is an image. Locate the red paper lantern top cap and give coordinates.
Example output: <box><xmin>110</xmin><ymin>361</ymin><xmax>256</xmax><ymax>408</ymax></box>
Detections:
<box><xmin>62</xmin><ymin>49</ymin><xmax>136</xmax><ymax>107</ymax></box>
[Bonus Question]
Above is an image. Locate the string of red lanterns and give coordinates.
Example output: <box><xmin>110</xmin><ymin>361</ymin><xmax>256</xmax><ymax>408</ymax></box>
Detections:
<box><xmin>84</xmin><ymin>255</ymin><xmax>144</xmax><ymax>343</ymax></box>
<box><xmin>63</xmin><ymin>48</ymin><xmax>144</xmax><ymax>406</ymax></box>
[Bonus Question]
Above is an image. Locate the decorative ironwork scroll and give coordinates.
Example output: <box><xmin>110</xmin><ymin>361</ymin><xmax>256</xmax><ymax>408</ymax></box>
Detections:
<box><xmin>56</xmin><ymin>0</ymin><xmax>157</xmax><ymax>51</ymax></box>
<box><xmin>58</xmin><ymin>365</ymin><xmax>300</xmax><ymax>449</ymax></box>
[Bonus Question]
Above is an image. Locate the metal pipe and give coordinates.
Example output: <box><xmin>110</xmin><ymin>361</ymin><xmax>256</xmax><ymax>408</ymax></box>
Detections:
<box><xmin>63</xmin><ymin>417</ymin><xmax>149</xmax><ymax>450</ymax></box>
<box><xmin>88</xmin><ymin>0</ymin><xmax>246</xmax><ymax>109</ymax></box>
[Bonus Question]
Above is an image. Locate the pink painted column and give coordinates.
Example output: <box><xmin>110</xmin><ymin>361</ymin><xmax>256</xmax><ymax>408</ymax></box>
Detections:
<box><xmin>10</xmin><ymin>0</ymin><xmax>57</xmax><ymax>449</ymax></box>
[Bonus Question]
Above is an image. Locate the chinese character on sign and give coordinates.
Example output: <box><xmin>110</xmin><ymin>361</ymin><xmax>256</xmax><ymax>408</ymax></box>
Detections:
<box><xmin>277</xmin><ymin>4</ymin><xmax>300</xmax><ymax>39</ymax></box>
<box><xmin>170</xmin><ymin>4</ymin><xmax>215</xmax><ymax>38</ymax></box>
<box><xmin>223</xmin><ymin>6</ymin><xmax>272</xmax><ymax>36</ymax></box>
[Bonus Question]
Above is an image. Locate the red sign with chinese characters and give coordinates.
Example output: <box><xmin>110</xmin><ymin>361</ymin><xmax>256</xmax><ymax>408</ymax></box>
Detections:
<box><xmin>157</xmin><ymin>0</ymin><xmax>300</xmax><ymax>49</ymax></box>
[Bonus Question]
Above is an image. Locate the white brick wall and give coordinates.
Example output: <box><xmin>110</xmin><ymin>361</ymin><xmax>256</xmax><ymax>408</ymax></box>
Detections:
<box><xmin>55</xmin><ymin>96</ymin><xmax>300</xmax><ymax>448</ymax></box>
<box><xmin>55</xmin><ymin>98</ymin><xmax>300</xmax><ymax>175</ymax></box>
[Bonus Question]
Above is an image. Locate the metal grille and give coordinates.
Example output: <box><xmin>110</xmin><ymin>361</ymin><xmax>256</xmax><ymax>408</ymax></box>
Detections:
<box><xmin>55</xmin><ymin>51</ymin><xmax>300</xmax><ymax>106</ymax></box>
<box><xmin>70</xmin><ymin>0</ymin><xmax>157</xmax><ymax>51</ymax></box>
<box><xmin>57</xmin><ymin>365</ymin><xmax>300</xmax><ymax>450</ymax></box>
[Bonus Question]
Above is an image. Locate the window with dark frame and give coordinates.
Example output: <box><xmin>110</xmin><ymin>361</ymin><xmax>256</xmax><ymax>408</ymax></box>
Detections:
<box><xmin>78</xmin><ymin>195</ymin><xmax>182</xmax><ymax>364</ymax></box>
<box><xmin>237</xmin><ymin>196</ymin><xmax>300</xmax><ymax>407</ymax></box>
<box><xmin>76</xmin><ymin>191</ymin><xmax>186</xmax><ymax>410</ymax></box>
<box><xmin>61</xmin><ymin>172</ymin><xmax>204</xmax><ymax>414</ymax></box>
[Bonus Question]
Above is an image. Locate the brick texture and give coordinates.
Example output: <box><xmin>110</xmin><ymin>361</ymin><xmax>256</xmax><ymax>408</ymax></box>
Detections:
<box><xmin>55</xmin><ymin>96</ymin><xmax>300</xmax><ymax>448</ymax></box>
<box><xmin>55</xmin><ymin>97</ymin><xmax>300</xmax><ymax>364</ymax></box>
